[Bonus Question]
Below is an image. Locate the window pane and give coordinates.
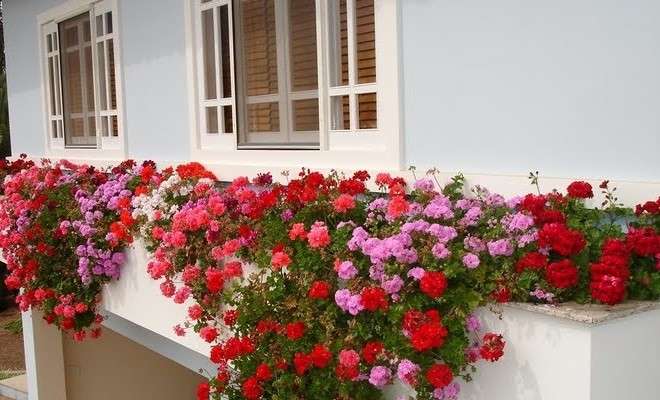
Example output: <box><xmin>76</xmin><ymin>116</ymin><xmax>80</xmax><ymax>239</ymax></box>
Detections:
<box><xmin>247</xmin><ymin>102</ymin><xmax>279</xmax><ymax>132</ymax></box>
<box><xmin>107</xmin><ymin>39</ymin><xmax>117</xmax><ymax>109</ymax></box>
<box><xmin>289</xmin><ymin>0</ymin><xmax>317</xmax><ymax>91</ymax></box>
<box><xmin>47</xmin><ymin>34</ymin><xmax>53</xmax><ymax>52</ymax></box>
<box><xmin>105</xmin><ymin>13</ymin><xmax>113</xmax><ymax>34</ymax></box>
<box><xmin>356</xmin><ymin>0</ymin><xmax>376</xmax><ymax>84</ymax></box>
<box><xmin>223</xmin><ymin>106</ymin><xmax>233</xmax><ymax>133</ymax></box>
<box><xmin>60</xmin><ymin>12</ymin><xmax>96</xmax><ymax>146</ymax></box>
<box><xmin>96</xmin><ymin>15</ymin><xmax>104</xmax><ymax>37</ymax></box>
<box><xmin>111</xmin><ymin>115</ymin><xmax>119</xmax><ymax>137</ymax></box>
<box><xmin>330</xmin><ymin>95</ymin><xmax>350</xmax><ymax>130</ymax></box>
<box><xmin>48</xmin><ymin>58</ymin><xmax>56</xmax><ymax>114</ymax></box>
<box><xmin>54</xmin><ymin>55</ymin><xmax>61</xmax><ymax>115</ymax></box>
<box><xmin>101</xmin><ymin>116</ymin><xmax>109</xmax><ymax>137</ymax></box>
<box><xmin>240</xmin><ymin>0</ymin><xmax>278</xmax><ymax>96</ymax></box>
<box><xmin>85</xmin><ymin>46</ymin><xmax>95</xmax><ymax>112</ymax></box>
<box><xmin>329</xmin><ymin>0</ymin><xmax>348</xmax><ymax>86</ymax></box>
<box><xmin>206</xmin><ymin>106</ymin><xmax>219</xmax><ymax>134</ymax></box>
<box><xmin>358</xmin><ymin>93</ymin><xmax>376</xmax><ymax>129</ymax></box>
<box><xmin>219</xmin><ymin>5</ymin><xmax>232</xmax><ymax>98</ymax></box>
<box><xmin>292</xmin><ymin>99</ymin><xmax>319</xmax><ymax>131</ymax></box>
<box><xmin>201</xmin><ymin>9</ymin><xmax>217</xmax><ymax>100</ymax></box>
<box><xmin>51</xmin><ymin>121</ymin><xmax>58</xmax><ymax>138</ymax></box>
<box><xmin>97</xmin><ymin>42</ymin><xmax>107</xmax><ymax>110</ymax></box>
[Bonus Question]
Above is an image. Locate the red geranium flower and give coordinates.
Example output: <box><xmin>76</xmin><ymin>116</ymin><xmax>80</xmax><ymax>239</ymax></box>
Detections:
<box><xmin>360</xmin><ymin>287</ymin><xmax>389</xmax><ymax>312</ymax></box>
<box><xmin>516</xmin><ymin>252</ymin><xmax>548</xmax><ymax>273</ymax></box>
<box><xmin>419</xmin><ymin>271</ymin><xmax>448</xmax><ymax>298</ymax></box>
<box><xmin>242</xmin><ymin>376</ymin><xmax>263</xmax><ymax>400</ymax></box>
<box><xmin>426</xmin><ymin>364</ymin><xmax>453</xmax><ymax>389</ymax></box>
<box><xmin>545</xmin><ymin>259</ymin><xmax>579</xmax><ymax>289</ymax></box>
<box><xmin>566</xmin><ymin>181</ymin><xmax>594</xmax><ymax>199</ymax></box>
<box><xmin>538</xmin><ymin>223</ymin><xmax>586</xmax><ymax>256</ymax></box>
<box><xmin>480</xmin><ymin>333</ymin><xmax>506</xmax><ymax>362</ymax></box>
<box><xmin>310</xmin><ymin>344</ymin><xmax>332</xmax><ymax>368</ymax></box>
<box><xmin>362</xmin><ymin>341</ymin><xmax>384</xmax><ymax>364</ymax></box>
<box><xmin>308</xmin><ymin>280</ymin><xmax>331</xmax><ymax>299</ymax></box>
<box><xmin>285</xmin><ymin>321</ymin><xmax>306</xmax><ymax>340</ymax></box>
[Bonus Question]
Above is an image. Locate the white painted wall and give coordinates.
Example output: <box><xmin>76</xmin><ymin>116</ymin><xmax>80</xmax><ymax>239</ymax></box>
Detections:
<box><xmin>401</xmin><ymin>0</ymin><xmax>660</xmax><ymax>181</ymax></box>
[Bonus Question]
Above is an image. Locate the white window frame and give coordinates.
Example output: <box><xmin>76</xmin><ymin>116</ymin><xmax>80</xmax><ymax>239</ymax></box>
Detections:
<box><xmin>37</xmin><ymin>0</ymin><xmax>127</xmax><ymax>160</ymax></box>
<box><xmin>185</xmin><ymin>0</ymin><xmax>403</xmax><ymax>170</ymax></box>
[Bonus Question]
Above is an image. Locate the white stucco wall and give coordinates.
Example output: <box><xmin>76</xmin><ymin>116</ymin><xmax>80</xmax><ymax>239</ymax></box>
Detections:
<box><xmin>401</xmin><ymin>0</ymin><xmax>660</xmax><ymax>181</ymax></box>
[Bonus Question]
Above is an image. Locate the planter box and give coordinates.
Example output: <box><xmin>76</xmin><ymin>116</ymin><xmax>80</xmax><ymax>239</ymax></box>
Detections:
<box><xmin>388</xmin><ymin>302</ymin><xmax>660</xmax><ymax>400</ymax></box>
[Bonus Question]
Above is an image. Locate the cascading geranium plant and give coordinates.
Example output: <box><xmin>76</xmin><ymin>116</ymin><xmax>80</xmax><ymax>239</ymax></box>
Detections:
<box><xmin>0</xmin><ymin>159</ymin><xmax>158</xmax><ymax>340</ymax></box>
<box><xmin>506</xmin><ymin>176</ymin><xmax>660</xmax><ymax>305</ymax></box>
<box><xmin>163</xmin><ymin>170</ymin><xmax>518</xmax><ymax>400</ymax></box>
<box><xmin>0</xmin><ymin>156</ymin><xmax>659</xmax><ymax>400</ymax></box>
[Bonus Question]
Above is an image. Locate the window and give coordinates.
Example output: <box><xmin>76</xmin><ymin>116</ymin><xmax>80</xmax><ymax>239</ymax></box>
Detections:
<box><xmin>40</xmin><ymin>0</ymin><xmax>123</xmax><ymax>154</ymax></box>
<box><xmin>188</xmin><ymin>0</ymin><xmax>402</xmax><ymax>169</ymax></box>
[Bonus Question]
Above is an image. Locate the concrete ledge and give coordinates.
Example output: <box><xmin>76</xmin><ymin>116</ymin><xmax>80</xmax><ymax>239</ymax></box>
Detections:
<box><xmin>0</xmin><ymin>375</ymin><xmax>27</xmax><ymax>400</ymax></box>
<box><xmin>504</xmin><ymin>301</ymin><xmax>660</xmax><ymax>325</ymax></box>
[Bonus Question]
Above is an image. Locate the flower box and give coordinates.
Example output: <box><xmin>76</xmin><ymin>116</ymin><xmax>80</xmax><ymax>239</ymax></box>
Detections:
<box><xmin>390</xmin><ymin>302</ymin><xmax>660</xmax><ymax>400</ymax></box>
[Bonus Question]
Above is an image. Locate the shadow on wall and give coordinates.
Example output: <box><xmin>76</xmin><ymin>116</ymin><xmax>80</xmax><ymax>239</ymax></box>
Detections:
<box><xmin>63</xmin><ymin>326</ymin><xmax>205</xmax><ymax>400</ymax></box>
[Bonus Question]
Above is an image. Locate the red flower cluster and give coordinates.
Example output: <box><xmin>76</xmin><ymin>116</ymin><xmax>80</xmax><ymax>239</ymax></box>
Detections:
<box><xmin>425</xmin><ymin>363</ymin><xmax>453</xmax><ymax>389</ymax></box>
<box><xmin>419</xmin><ymin>271</ymin><xmax>448</xmax><ymax>298</ymax></box>
<box><xmin>515</xmin><ymin>252</ymin><xmax>548</xmax><ymax>273</ymax></box>
<box><xmin>480</xmin><ymin>333</ymin><xmax>506</xmax><ymax>362</ymax></box>
<box><xmin>635</xmin><ymin>198</ymin><xmax>660</xmax><ymax>215</ymax></box>
<box><xmin>590</xmin><ymin>238</ymin><xmax>630</xmax><ymax>305</ymax></box>
<box><xmin>293</xmin><ymin>344</ymin><xmax>332</xmax><ymax>376</ymax></box>
<box><xmin>566</xmin><ymin>181</ymin><xmax>594</xmax><ymax>199</ymax></box>
<box><xmin>176</xmin><ymin>162</ymin><xmax>217</xmax><ymax>180</ymax></box>
<box><xmin>404</xmin><ymin>309</ymin><xmax>448</xmax><ymax>352</ymax></box>
<box><xmin>538</xmin><ymin>223</ymin><xmax>586</xmax><ymax>256</ymax></box>
<box><xmin>308</xmin><ymin>280</ymin><xmax>331</xmax><ymax>299</ymax></box>
<box><xmin>360</xmin><ymin>286</ymin><xmax>389</xmax><ymax>312</ymax></box>
<box><xmin>545</xmin><ymin>259</ymin><xmax>579</xmax><ymax>289</ymax></box>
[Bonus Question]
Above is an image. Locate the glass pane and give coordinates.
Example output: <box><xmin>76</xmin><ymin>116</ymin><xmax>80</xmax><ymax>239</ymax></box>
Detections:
<box><xmin>330</xmin><ymin>95</ymin><xmax>350</xmax><ymax>130</ymax></box>
<box><xmin>329</xmin><ymin>0</ymin><xmax>348</xmax><ymax>86</ymax></box>
<box><xmin>292</xmin><ymin>98</ymin><xmax>319</xmax><ymax>131</ymax></box>
<box><xmin>219</xmin><ymin>5</ymin><xmax>232</xmax><ymax>98</ymax></box>
<box><xmin>358</xmin><ymin>92</ymin><xmax>377</xmax><ymax>129</ymax></box>
<box><xmin>101</xmin><ymin>116</ymin><xmax>109</xmax><ymax>137</ymax></box>
<box><xmin>356</xmin><ymin>0</ymin><xmax>376</xmax><ymax>84</ymax></box>
<box><xmin>105</xmin><ymin>13</ymin><xmax>113</xmax><ymax>34</ymax></box>
<box><xmin>88</xmin><ymin>116</ymin><xmax>96</xmax><ymax>136</ymax></box>
<box><xmin>97</xmin><ymin>42</ymin><xmax>107</xmax><ymax>110</ymax></box>
<box><xmin>247</xmin><ymin>102</ymin><xmax>279</xmax><ymax>132</ymax></box>
<box><xmin>289</xmin><ymin>0</ymin><xmax>318</xmax><ymax>91</ymax></box>
<box><xmin>111</xmin><ymin>115</ymin><xmax>119</xmax><ymax>137</ymax></box>
<box><xmin>54</xmin><ymin>55</ymin><xmax>61</xmax><ymax>115</ymax></box>
<box><xmin>83</xmin><ymin>20</ymin><xmax>91</xmax><ymax>42</ymax></box>
<box><xmin>48</xmin><ymin>58</ymin><xmax>56</xmax><ymax>114</ymax></box>
<box><xmin>202</xmin><ymin>8</ymin><xmax>217</xmax><ymax>100</ymax></box>
<box><xmin>223</xmin><ymin>106</ymin><xmax>233</xmax><ymax>133</ymax></box>
<box><xmin>53</xmin><ymin>32</ymin><xmax>58</xmax><ymax>51</ymax></box>
<box><xmin>206</xmin><ymin>106</ymin><xmax>219</xmax><ymax>134</ymax></box>
<box><xmin>47</xmin><ymin>34</ymin><xmax>53</xmax><ymax>52</ymax></box>
<box><xmin>85</xmin><ymin>46</ymin><xmax>95</xmax><ymax>111</ymax></box>
<box><xmin>240</xmin><ymin>0</ymin><xmax>278</xmax><ymax>96</ymax></box>
<box><xmin>59</xmin><ymin>12</ymin><xmax>96</xmax><ymax>146</ymax></box>
<box><xmin>52</xmin><ymin>121</ymin><xmax>58</xmax><ymax>138</ymax></box>
<box><xmin>96</xmin><ymin>15</ymin><xmax>104</xmax><ymax>37</ymax></box>
<box><xmin>107</xmin><ymin>39</ymin><xmax>117</xmax><ymax>109</ymax></box>
<box><xmin>58</xmin><ymin>120</ymin><xmax>63</xmax><ymax>138</ymax></box>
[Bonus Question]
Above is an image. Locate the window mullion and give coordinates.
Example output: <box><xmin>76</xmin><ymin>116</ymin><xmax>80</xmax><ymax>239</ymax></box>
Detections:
<box><xmin>274</xmin><ymin>0</ymin><xmax>290</xmax><ymax>142</ymax></box>
<box><xmin>90</xmin><ymin>9</ymin><xmax>102</xmax><ymax>146</ymax></box>
<box><xmin>346</xmin><ymin>0</ymin><xmax>358</xmax><ymax>132</ymax></box>
<box><xmin>213</xmin><ymin>6</ymin><xmax>223</xmax><ymax>134</ymax></box>
<box><xmin>316</xmin><ymin>0</ymin><xmax>329</xmax><ymax>150</ymax></box>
